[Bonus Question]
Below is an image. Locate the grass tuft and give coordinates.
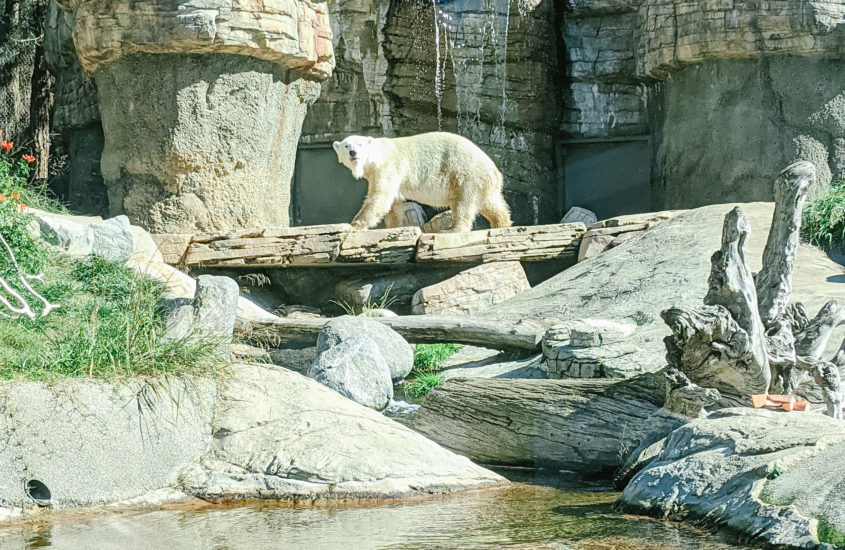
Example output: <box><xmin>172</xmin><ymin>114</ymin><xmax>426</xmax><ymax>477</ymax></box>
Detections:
<box><xmin>0</xmin><ymin>255</ymin><xmax>225</xmax><ymax>381</ymax></box>
<box><xmin>404</xmin><ymin>371</ymin><xmax>444</xmax><ymax>399</ymax></box>
<box><xmin>818</xmin><ymin>518</ymin><xmax>845</xmax><ymax>547</ymax></box>
<box><xmin>802</xmin><ymin>181</ymin><xmax>845</xmax><ymax>250</ymax></box>
<box><xmin>402</xmin><ymin>343</ymin><xmax>462</xmax><ymax>398</ymax></box>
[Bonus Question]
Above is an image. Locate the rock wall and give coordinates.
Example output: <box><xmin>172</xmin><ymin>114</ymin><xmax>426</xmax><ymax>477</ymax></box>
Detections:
<box><xmin>298</xmin><ymin>0</ymin><xmax>563</xmax><ymax>226</ymax></box>
<box><xmin>44</xmin><ymin>1</ymin><xmax>107</xmax><ymax>215</ymax></box>
<box><xmin>49</xmin><ymin>0</ymin><xmax>334</xmax><ymax>234</ymax></box>
<box><xmin>563</xmin><ymin>0</ymin><xmax>845</xmax><ymax>211</ymax></box>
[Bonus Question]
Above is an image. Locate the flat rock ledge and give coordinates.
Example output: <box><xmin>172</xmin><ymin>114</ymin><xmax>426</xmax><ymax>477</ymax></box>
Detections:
<box><xmin>0</xmin><ymin>364</ymin><xmax>503</xmax><ymax>522</ymax></box>
<box><xmin>619</xmin><ymin>408</ymin><xmax>845</xmax><ymax>549</ymax></box>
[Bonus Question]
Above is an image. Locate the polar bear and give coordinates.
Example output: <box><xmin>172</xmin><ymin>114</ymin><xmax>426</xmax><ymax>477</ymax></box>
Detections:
<box><xmin>332</xmin><ymin>132</ymin><xmax>512</xmax><ymax>232</ymax></box>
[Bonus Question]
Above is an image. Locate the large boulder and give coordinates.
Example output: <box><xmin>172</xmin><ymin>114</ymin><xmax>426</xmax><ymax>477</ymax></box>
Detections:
<box><xmin>483</xmin><ymin>202</ymin><xmax>845</xmax><ymax>376</ymax></box>
<box><xmin>619</xmin><ymin>408</ymin><xmax>845</xmax><ymax>549</ymax></box>
<box><xmin>307</xmin><ymin>337</ymin><xmax>394</xmax><ymax>410</ymax></box>
<box><xmin>0</xmin><ymin>377</ymin><xmax>216</xmax><ymax>513</ymax></box>
<box><xmin>317</xmin><ymin>316</ymin><xmax>413</xmax><ymax>381</ymax></box>
<box><xmin>180</xmin><ymin>363</ymin><xmax>504</xmax><ymax>500</ymax></box>
<box><xmin>0</xmin><ymin>363</ymin><xmax>504</xmax><ymax>521</ymax></box>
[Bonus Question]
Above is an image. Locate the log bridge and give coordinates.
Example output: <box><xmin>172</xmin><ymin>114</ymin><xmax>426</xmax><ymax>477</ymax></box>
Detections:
<box><xmin>151</xmin><ymin>222</ymin><xmax>586</xmax><ymax>268</ymax></box>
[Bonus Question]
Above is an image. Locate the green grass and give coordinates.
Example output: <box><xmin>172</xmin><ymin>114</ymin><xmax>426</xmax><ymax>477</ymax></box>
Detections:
<box><xmin>402</xmin><ymin>343</ymin><xmax>462</xmax><ymax>398</ymax></box>
<box><xmin>802</xmin><ymin>180</ymin><xmax>845</xmax><ymax>250</ymax></box>
<box><xmin>331</xmin><ymin>284</ymin><xmax>398</xmax><ymax>316</ymax></box>
<box><xmin>404</xmin><ymin>371</ymin><xmax>445</xmax><ymax>399</ymax></box>
<box><xmin>818</xmin><ymin>518</ymin><xmax>845</xmax><ymax>546</ymax></box>
<box><xmin>413</xmin><ymin>343</ymin><xmax>462</xmax><ymax>374</ymax></box>
<box><xmin>0</xmin><ymin>255</ymin><xmax>225</xmax><ymax>381</ymax></box>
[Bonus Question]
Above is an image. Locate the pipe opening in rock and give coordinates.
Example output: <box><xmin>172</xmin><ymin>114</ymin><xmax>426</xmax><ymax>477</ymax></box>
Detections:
<box><xmin>25</xmin><ymin>479</ymin><xmax>51</xmax><ymax>506</ymax></box>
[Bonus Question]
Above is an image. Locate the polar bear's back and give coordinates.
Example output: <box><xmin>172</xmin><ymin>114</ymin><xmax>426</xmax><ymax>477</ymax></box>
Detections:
<box><xmin>377</xmin><ymin>132</ymin><xmax>502</xmax><ymax>206</ymax></box>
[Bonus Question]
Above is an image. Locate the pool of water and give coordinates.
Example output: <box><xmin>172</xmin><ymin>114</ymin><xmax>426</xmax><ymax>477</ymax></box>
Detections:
<box><xmin>0</xmin><ymin>480</ymin><xmax>756</xmax><ymax>550</ymax></box>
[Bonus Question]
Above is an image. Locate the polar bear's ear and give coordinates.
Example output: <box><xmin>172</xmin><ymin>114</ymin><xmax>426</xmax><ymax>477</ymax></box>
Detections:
<box><xmin>332</xmin><ymin>141</ymin><xmax>340</xmax><ymax>151</ymax></box>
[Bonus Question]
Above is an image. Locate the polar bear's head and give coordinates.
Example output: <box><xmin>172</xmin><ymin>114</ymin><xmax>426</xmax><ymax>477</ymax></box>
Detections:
<box><xmin>333</xmin><ymin>135</ymin><xmax>374</xmax><ymax>180</ymax></box>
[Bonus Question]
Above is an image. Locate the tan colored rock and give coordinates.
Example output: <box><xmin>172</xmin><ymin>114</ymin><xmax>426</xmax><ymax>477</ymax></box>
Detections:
<box><xmin>151</xmin><ymin>234</ymin><xmax>192</xmax><ymax>265</ymax></box>
<box><xmin>184</xmin><ymin>224</ymin><xmax>350</xmax><ymax>267</ymax></box>
<box><xmin>577</xmin><ymin>211</ymin><xmax>681</xmax><ymax>262</ymax></box>
<box><xmin>411</xmin><ymin>262</ymin><xmax>530</xmax><ymax>315</ymax></box>
<box><xmin>423</xmin><ymin>211</ymin><xmax>453</xmax><ymax>234</ymax></box>
<box><xmin>416</xmin><ymin>223</ymin><xmax>585</xmax><ymax>263</ymax></box>
<box><xmin>62</xmin><ymin>0</ymin><xmax>333</xmax><ymax>77</ymax></box>
<box><xmin>338</xmin><ymin>227</ymin><xmax>421</xmax><ymax>264</ymax></box>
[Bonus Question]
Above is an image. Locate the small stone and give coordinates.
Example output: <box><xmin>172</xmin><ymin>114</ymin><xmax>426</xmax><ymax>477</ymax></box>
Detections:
<box><xmin>89</xmin><ymin>215</ymin><xmax>134</xmax><ymax>264</ymax></box>
<box><xmin>317</xmin><ymin>316</ymin><xmax>413</xmax><ymax>381</ymax></box>
<box><xmin>562</xmin><ymin>206</ymin><xmax>597</xmax><ymax>227</ymax></box>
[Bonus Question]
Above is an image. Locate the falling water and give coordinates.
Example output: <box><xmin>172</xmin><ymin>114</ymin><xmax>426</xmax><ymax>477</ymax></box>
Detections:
<box><xmin>430</xmin><ymin>0</ymin><xmax>516</xmax><ymax>141</ymax></box>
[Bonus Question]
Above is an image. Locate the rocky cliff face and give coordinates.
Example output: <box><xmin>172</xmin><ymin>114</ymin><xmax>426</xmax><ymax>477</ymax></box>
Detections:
<box><xmin>564</xmin><ymin>0</ymin><xmax>845</xmax><ymax>209</ymax></box>
<box><xmin>47</xmin><ymin>0</ymin><xmax>334</xmax><ymax>234</ymax></box>
<box><xmin>299</xmin><ymin>0</ymin><xmax>563</xmax><ymax>226</ymax></box>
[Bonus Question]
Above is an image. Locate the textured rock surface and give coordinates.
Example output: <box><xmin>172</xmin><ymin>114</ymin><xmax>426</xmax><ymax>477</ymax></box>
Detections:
<box><xmin>414</xmin><ymin>372</ymin><xmax>686</xmax><ymax>474</ymax></box>
<box><xmin>411</xmin><ymin>261</ymin><xmax>530</xmax><ymax>315</ymax></box>
<box><xmin>95</xmin><ymin>54</ymin><xmax>321</xmax><ymax>233</ymax></box>
<box><xmin>577</xmin><ymin>210</ymin><xmax>679</xmax><ymax>262</ymax></box>
<box><xmin>0</xmin><ymin>376</ymin><xmax>215</xmax><ymax>511</ymax></box>
<box><xmin>543</xmin><ymin>319</ymin><xmax>644</xmax><ymax>379</ymax></box>
<box><xmin>62</xmin><ymin>0</ymin><xmax>333</xmax><ymax>77</ymax></box>
<box><xmin>482</xmin><ymin>202</ymin><xmax>845</xmax><ymax>377</ymax></box>
<box><xmin>51</xmin><ymin>0</ymin><xmax>334</xmax><ymax>234</ymax></box>
<box><xmin>0</xmin><ymin>363</ymin><xmax>505</xmax><ymax>519</ymax></box>
<box><xmin>620</xmin><ymin>408</ymin><xmax>845</xmax><ymax>549</ymax></box>
<box><xmin>181</xmin><ymin>363</ymin><xmax>505</xmax><ymax>500</ymax></box>
<box><xmin>317</xmin><ymin>315</ymin><xmax>413</xmax><ymax>381</ymax></box>
<box><xmin>308</xmin><ymin>337</ymin><xmax>394</xmax><ymax>409</ymax></box>
<box><xmin>563</xmin><ymin>1</ymin><xmax>845</xmax><ymax>209</ymax></box>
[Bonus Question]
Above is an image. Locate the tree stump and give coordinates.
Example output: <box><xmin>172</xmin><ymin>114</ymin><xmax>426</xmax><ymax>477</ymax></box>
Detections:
<box><xmin>662</xmin><ymin>162</ymin><xmax>843</xmax><ymax>418</ymax></box>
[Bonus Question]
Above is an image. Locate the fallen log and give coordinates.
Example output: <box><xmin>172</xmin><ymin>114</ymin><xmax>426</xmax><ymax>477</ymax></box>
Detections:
<box><xmin>413</xmin><ymin>372</ymin><xmax>688</xmax><ymax>475</ymax></box>
<box><xmin>245</xmin><ymin>315</ymin><xmax>545</xmax><ymax>351</ymax></box>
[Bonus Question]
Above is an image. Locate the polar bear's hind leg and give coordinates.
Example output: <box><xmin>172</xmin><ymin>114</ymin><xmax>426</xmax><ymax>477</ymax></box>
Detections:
<box><xmin>480</xmin><ymin>193</ymin><xmax>512</xmax><ymax>228</ymax></box>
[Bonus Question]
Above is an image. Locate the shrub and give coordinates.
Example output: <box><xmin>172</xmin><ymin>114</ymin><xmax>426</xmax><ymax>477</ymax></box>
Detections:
<box><xmin>802</xmin><ymin>181</ymin><xmax>845</xmax><ymax>250</ymax></box>
<box><xmin>412</xmin><ymin>343</ymin><xmax>462</xmax><ymax>374</ymax></box>
<box><xmin>404</xmin><ymin>372</ymin><xmax>444</xmax><ymax>399</ymax></box>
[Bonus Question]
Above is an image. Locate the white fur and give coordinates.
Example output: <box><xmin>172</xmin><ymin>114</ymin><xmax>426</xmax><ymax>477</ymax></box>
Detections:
<box><xmin>332</xmin><ymin>132</ymin><xmax>512</xmax><ymax>232</ymax></box>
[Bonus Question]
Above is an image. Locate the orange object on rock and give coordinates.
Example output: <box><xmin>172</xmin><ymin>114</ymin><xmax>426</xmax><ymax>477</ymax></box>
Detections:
<box><xmin>793</xmin><ymin>401</ymin><xmax>809</xmax><ymax>412</ymax></box>
<box><xmin>750</xmin><ymin>394</ymin><xmax>768</xmax><ymax>408</ymax></box>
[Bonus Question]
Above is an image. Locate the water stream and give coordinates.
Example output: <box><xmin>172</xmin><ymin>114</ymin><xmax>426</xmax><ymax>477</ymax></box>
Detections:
<box><xmin>0</xmin><ymin>479</ymin><xmax>756</xmax><ymax>550</ymax></box>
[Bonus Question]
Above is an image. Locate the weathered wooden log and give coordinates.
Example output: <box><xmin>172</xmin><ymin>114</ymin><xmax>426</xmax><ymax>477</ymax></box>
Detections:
<box><xmin>795</xmin><ymin>356</ymin><xmax>843</xmax><ymax>420</ymax></box>
<box><xmin>663</xmin><ymin>207</ymin><xmax>770</xmax><ymax>405</ymax></box>
<box><xmin>245</xmin><ymin>315</ymin><xmax>545</xmax><ymax>351</ymax></box>
<box><xmin>413</xmin><ymin>372</ymin><xmax>687</xmax><ymax>474</ymax></box>
<box><xmin>794</xmin><ymin>300</ymin><xmax>845</xmax><ymax>360</ymax></box>
<box><xmin>755</xmin><ymin>161</ymin><xmax>814</xmax><ymax>327</ymax></box>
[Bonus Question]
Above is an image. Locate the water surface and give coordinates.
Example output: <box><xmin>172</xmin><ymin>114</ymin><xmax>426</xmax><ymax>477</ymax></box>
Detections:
<box><xmin>0</xmin><ymin>482</ymin><xmax>756</xmax><ymax>550</ymax></box>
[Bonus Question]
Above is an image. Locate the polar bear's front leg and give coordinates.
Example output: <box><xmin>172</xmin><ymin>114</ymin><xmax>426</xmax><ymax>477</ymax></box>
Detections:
<box><xmin>351</xmin><ymin>188</ymin><xmax>396</xmax><ymax>230</ymax></box>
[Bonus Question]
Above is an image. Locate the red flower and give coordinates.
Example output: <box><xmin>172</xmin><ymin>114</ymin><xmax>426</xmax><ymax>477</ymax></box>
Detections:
<box><xmin>0</xmin><ymin>141</ymin><xmax>12</xmax><ymax>151</ymax></box>
<box><xmin>21</xmin><ymin>154</ymin><xmax>35</xmax><ymax>163</ymax></box>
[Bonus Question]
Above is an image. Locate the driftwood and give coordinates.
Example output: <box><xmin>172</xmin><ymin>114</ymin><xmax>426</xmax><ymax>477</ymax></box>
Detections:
<box><xmin>662</xmin><ymin>162</ymin><xmax>844</xmax><ymax>418</ymax></box>
<box><xmin>246</xmin><ymin>315</ymin><xmax>544</xmax><ymax>351</ymax></box>
<box><xmin>413</xmin><ymin>372</ymin><xmax>687</xmax><ymax>474</ymax></box>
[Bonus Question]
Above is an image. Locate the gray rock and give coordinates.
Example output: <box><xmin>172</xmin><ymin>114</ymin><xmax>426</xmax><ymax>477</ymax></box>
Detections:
<box><xmin>0</xmin><ymin>377</ymin><xmax>215</xmax><ymax>512</ymax></box>
<box><xmin>317</xmin><ymin>315</ymin><xmax>413</xmax><ymax>381</ymax></box>
<box><xmin>180</xmin><ymin>363</ymin><xmax>504</xmax><ymax>500</ymax></box>
<box><xmin>193</xmin><ymin>275</ymin><xmax>239</xmax><ymax>346</ymax></box>
<box><xmin>163</xmin><ymin>275</ymin><xmax>238</xmax><ymax>350</ymax></box>
<box><xmin>0</xmin><ymin>364</ymin><xmax>503</xmax><ymax>519</ymax></box>
<box><xmin>38</xmin><ymin>215</ymin><xmax>93</xmax><ymax>256</ymax></box>
<box><xmin>484</xmin><ymin>203</ymin><xmax>845</xmax><ymax>377</ymax></box>
<box><xmin>620</xmin><ymin>408</ymin><xmax>845</xmax><ymax>549</ymax></box>
<box><xmin>89</xmin><ymin>215</ymin><xmax>134</xmax><ymax>263</ymax></box>
<box><xmin>561</xmin><ymin>206</ymin><xmax>597</xmax><ymax>226</ymax></box>
<box><xmin>308</xmin><ymin>337</ymin><xmax>394</xmax><ymax>410</ymax></box>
